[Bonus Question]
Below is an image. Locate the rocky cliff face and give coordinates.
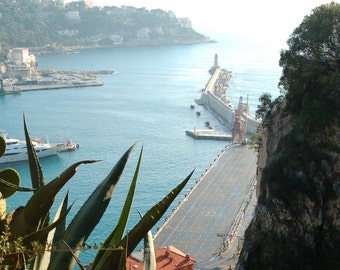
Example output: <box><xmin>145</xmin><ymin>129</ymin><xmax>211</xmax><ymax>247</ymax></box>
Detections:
<box><xmin>237</xmin><ymin>100</ymin><xmax>340</xmax><ymax>269</ymax></box>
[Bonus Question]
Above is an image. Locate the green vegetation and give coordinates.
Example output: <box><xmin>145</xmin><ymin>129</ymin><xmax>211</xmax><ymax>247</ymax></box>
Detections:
<box><xmin>0</xmin><ymin>0</ymin><xmax>209</xmax><ymax>60</ymax></box>
<box><xmin>243</xmin><ymin>4</ymin><xmax>340</xmax><ymax>269</ymax></box>
<box><xmin>278</xmin><ymin>2</ymin><xmax>340</xmax><ymax>132</ymax></box>
<box><xmin>255</xmin><ymin>93</ymin><xmax>283</xmax><ymax>120</ymax></box>
<box><xmin>0</xmin><ymin>116</ymin><xmax>193</xmax><ymax>269</ymax></box>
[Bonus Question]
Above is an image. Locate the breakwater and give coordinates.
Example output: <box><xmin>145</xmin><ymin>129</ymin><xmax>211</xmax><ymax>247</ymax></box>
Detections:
<box><xmin>197</xmin><ymin>66</ymin><xmax>260</xmax><ymax>134</ymax></box>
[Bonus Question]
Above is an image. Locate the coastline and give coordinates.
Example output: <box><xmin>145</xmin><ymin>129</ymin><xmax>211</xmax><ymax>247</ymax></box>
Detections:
<box><xmin>30</xmin><ymin>39</ymin><xmax>217</xmax><ymax>56</ymax></box>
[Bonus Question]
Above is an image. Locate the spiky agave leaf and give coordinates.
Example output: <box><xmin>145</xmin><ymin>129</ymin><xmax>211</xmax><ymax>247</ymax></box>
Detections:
<box><xmin>10</xmin><ymin>160</ymin><xmax>97</xmax><ymax>237</ymax></box>
<box><xmin>91</xmin><ymin>147</ymin><xmax>143</xmax><ymax>270</ymax></box>
<box><xmin>22</xmin><ymin>204</ymin><xmax>73</xmax><ymax>247</ymax></box>
<box><xmin>48</xmin><ymin>143</ymin><xmax>137</xmax><ymax>270</ymax></box>
<box><xmin>99</xmin><ymin>170</ymin><xmax>194</xmax><ymax>269</ymax></box>
<box><xmin>143</xmin><ymin>225</ymin><xmax>156</xmax><ymax>270</ymax></box>
<box><xmin>23</xmin><ymin>114</ymin><xmax>45</xmax><ymax>190</ymax></box>
<box><xmin>32</xmin><ymin>191</ymin><xmax>70</xmax><ymax>270</ymax></box>
<box><xmin>52</xmin><ymin>190</ymin><xmax>69</xmax><ymax>246</ymax></box>
<box><xmin>1</xmin><ymin>204</ymin><xmax>72</xmax><ymax>268</ymax></box>
<box><xmin>137</xmin><ymin>210</ymin><xmax>156</xmax><ymax>270</ymax></box>
<box><xmin>62</xmin><ymin>240</ymin><xmax>87</xmax><ymax>270</ymax></box>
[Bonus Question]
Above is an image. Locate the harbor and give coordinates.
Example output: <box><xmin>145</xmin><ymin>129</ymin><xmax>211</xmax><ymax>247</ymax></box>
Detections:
<box><xmin>0</xmin><ymin>69</ymin><xmax>112</xmax><ymax>94</ymax></box>
<box><xmin>0</xmin><ymin>48</ymin><xmax>113</xmax><ymax>94</ymax></box>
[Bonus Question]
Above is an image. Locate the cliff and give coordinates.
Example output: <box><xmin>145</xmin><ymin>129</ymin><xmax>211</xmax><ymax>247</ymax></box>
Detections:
<box><xmin>237</xmin><ymin>99</ymin><xmax>340</xmax><ymax>269</ymax></box>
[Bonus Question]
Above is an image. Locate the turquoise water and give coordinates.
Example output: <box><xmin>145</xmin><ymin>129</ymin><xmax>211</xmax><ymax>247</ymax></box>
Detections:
<box><xmin>0</xmin><ymin>34</ymin><xmax>282</xmax><ymax>265</ymax></box>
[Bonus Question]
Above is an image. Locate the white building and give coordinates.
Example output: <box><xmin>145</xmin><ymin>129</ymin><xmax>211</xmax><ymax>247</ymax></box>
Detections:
<box><xmin>6</xmin><ymin>48</ymin><xmax>37</xmax><ymax>78</ymax></box>
<box><xmin>8</xmin><ymin>48</ymin><xmax>36</xmax><ymax>66</ymax></box>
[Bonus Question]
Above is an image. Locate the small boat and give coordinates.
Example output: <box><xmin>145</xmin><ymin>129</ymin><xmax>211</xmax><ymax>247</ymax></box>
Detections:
<box><xmin>60</xmin><ymin>138</ymin><xmax>79</xmax><ymax>152</ymax></box>
<box><xmin>205</xmin><ymin>121</ymin><xmax>210</xmax><ymax>127</ymax></box>
<box><xmin>0</xmin><ymin>130</ymin><xmax>63</xmax><ymax>164</ymax></box>
<box><xmin>196</xmin><ymin>111</ymin><xmax>201</xmax><ymax>116</ymax></box>
<box><xmin>190</xmin><ymin>104</ymin><xmax>195</xmax><ymax>109</ymax></box>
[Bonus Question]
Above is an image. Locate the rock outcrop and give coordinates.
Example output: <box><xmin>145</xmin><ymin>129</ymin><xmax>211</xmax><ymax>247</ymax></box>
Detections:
<box><xmin>237</xmin><ymin>99</ymin><xmax>340</xmax><ymax>269</ymax></box>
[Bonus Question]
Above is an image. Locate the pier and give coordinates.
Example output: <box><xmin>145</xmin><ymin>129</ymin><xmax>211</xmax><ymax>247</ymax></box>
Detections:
<box><xmin>185</xmin><ymin>128</ymin><xmax>232</xmax><ymax>141</ymax></box>
<box><xmin>154</xmin><ymin>143</ymin><xmax>257</xmax><ymax>269</ymax></box>
<box><xmin>0</xmin><ymin>69</ymin><xmax>110</xmax><ymax>94</ymax></box>
<box><xmin>196</xmin><ymin>55</ymin><xmax>260</xmax><ymax>134</ymax></box>
<box><xmin>10</xmin><ymin>81</ymin><xmax>103</xmax><ymax>92</ymax></box>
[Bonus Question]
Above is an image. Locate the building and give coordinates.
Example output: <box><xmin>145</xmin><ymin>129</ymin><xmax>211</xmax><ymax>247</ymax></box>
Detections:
<box><xmin>8</xmin><ymin>48</ymin><xmax>36</xmax><ymax>65</ymax></box>
<box><xmin>6</xmin><ymin>48</ymin><xmax>37</xmax><ymax>78</ymax></box>
<box><xmin>126</xmin><ymin>246</ymin><xmax>196</xmax><ymax>270</ymax></box>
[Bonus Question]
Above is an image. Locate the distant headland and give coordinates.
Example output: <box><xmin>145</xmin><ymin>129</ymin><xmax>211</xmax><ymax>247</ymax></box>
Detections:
<box><xmin>0</xmin><ymin>1</ymin><xmax>215</xmax><ymax>58</ymax></box>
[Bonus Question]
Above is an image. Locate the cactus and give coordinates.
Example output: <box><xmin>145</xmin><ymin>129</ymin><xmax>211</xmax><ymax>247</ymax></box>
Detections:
<box><xmin>0</xmin><ymin>118</ymin><xmax>192</xmax><ymax>269</ymax></box>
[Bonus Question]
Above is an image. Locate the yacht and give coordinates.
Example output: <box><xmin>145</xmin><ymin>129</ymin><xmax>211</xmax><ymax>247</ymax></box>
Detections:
<box><xmin>0</xmin><ymin>130</ymin><xmax>63</xmax><ymax>164</ymax></box>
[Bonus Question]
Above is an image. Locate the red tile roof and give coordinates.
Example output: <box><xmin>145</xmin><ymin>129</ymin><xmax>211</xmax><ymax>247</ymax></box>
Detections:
<box><xmin>126</xmin><ymin>245</ymin><xmax>196</xmax><ymax>270</ymax></box>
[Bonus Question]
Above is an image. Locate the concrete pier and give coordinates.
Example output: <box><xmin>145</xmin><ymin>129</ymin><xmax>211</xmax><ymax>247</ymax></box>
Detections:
<box><xmin>0</xmin><ymin>69</ymin><xmax>108</xmax><ymax>94</ymax></box>
<box><xmin>154</xmin><ymin>144</ymin><xmax>257</xmax><ymax>269</ymax></box>
<box><xmin>185</xmin><ymin>129</ymin><xmax>232</xmax><ymax>141</ymax></box>
<box><xmin>197</xmin><ymin>61</ymin><xmax>260</xmax><ymax>134</ymax></box>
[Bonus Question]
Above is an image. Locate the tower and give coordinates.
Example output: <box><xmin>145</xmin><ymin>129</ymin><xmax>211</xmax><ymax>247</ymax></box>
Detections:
<box><xmin>214</xmin><ymin>53</ymin><xmax>219</xmax><ymax>69</ymax></box>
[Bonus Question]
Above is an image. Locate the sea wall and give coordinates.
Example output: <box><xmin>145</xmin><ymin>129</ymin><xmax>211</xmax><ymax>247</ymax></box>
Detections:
<box><xmin>240</xmin><ymin>111</ymin><xmax>260</xmax><ymax>134</ymax></box>
<box><xmin>199</xmin><ymin>91</ymin><xmax>235</xmax><ymax>124</ymax></box>
<box><xmin>197</xmin><ymin>71</ymin><xmax>259</xmax><ymax>134</ymax></box>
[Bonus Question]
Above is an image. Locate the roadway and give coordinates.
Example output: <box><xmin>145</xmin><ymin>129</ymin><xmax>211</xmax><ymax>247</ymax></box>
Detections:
<box><xmin>154</xmin><ymin>143</ymin><xmax>258</xmax><ymax>269</ymax></box>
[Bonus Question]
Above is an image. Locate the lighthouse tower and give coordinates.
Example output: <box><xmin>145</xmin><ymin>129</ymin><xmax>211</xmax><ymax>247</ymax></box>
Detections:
<box><xmin>209</xmin><ymin>53</ymin><xmax>220</xmax><ymax>74</ymax></box>
<box><xmin>214</xmin><ymin>53</ymin><xmax>219</xmax><ymax>69</ymax></box>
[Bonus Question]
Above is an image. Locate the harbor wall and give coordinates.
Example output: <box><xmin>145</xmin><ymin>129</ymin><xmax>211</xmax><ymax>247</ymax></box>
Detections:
<box><xmin>199</xmin><ymin>91</ymin><xmax>235</xmax><ymax>124</ymax></box>
<box><xmin>197</xmin><ymin>68</ymin><xmax>260</xmax><ymax>134</ymax></box>
<box><xmin>241</xmin><ymin>111</ymin><xmax>260</xmax><ymax>134</ymax></box>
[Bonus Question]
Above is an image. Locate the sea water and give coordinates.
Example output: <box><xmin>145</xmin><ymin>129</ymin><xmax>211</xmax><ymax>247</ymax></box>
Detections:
<box><xmin>0</xmin><ymin>34</ymin><xmax>282</xmax><ymax>265</ymax></box>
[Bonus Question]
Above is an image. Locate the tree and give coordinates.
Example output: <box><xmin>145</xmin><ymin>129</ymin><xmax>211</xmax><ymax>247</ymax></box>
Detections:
<box><xmin>279</xmin><ymin>2</ymin><xmax>340</xmax><ymax>131</ymax></box>
<box><xmin>255</xmin><ymin>92</ymin><xmax>283</xmax><ymax>120</ymax></box>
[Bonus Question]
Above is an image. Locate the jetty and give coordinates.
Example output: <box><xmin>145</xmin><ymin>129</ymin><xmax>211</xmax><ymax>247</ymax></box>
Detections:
<box><xmin>196</xmin><ymin>54</ymin><xmax>260</xmax><ymax>134</ymax></box>
<box><xmin>185</xmin><ymin>128</ymin><xmax>232</xmax><ymax>141</ymax></box>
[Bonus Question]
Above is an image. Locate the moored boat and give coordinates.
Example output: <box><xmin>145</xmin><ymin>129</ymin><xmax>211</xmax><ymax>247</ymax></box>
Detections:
<box><xmin>0</xmin><ymin>130</ymin><xmax>63</xmax><ymax>164</ymax></box>
<box><xmin>60</xmin><ymin>138</ymin><xmax>79</xmax><ymax>152</ymax></box>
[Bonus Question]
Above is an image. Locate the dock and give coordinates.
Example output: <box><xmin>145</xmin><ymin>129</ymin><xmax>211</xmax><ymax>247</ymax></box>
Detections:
<box><xmin>0</xmin><ymin>69</ymin><xmax>110</xmax><ymax>94</ymax></box>
<box><xmin>154</xmin><ymin>144</ymin><xmax>257</xmax><ymax>269</ymax></box>
<box><xmin>185</xmin><ymin>128</ymin><xmax>232</xmax><ymax>141</ymax></box>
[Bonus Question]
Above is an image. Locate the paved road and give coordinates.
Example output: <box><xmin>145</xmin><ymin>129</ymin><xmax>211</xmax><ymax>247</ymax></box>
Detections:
<box><xmin>154</xmin><ymin>144</ymin><xmax>257</xmax><ymax>268</ymax></box>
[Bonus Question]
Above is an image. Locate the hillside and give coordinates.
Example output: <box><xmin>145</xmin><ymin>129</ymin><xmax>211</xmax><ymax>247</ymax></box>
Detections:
<box><xmin>0</xmin><ymin>1</ymin><xmax>212</xmax><ymax>56</ymax></box>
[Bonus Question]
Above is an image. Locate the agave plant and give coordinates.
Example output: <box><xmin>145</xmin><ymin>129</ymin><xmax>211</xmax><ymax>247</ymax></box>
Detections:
<box><xmin>0</xmin><ymin>116</ymin><xmax>193</xmax><ymax>269</ymax></box>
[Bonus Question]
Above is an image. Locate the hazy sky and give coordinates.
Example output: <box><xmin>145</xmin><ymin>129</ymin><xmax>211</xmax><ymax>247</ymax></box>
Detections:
<box><xmin>67</xmin><ymin>1</ymin><xmax>337</xmax><ymax>46</ymax></box>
